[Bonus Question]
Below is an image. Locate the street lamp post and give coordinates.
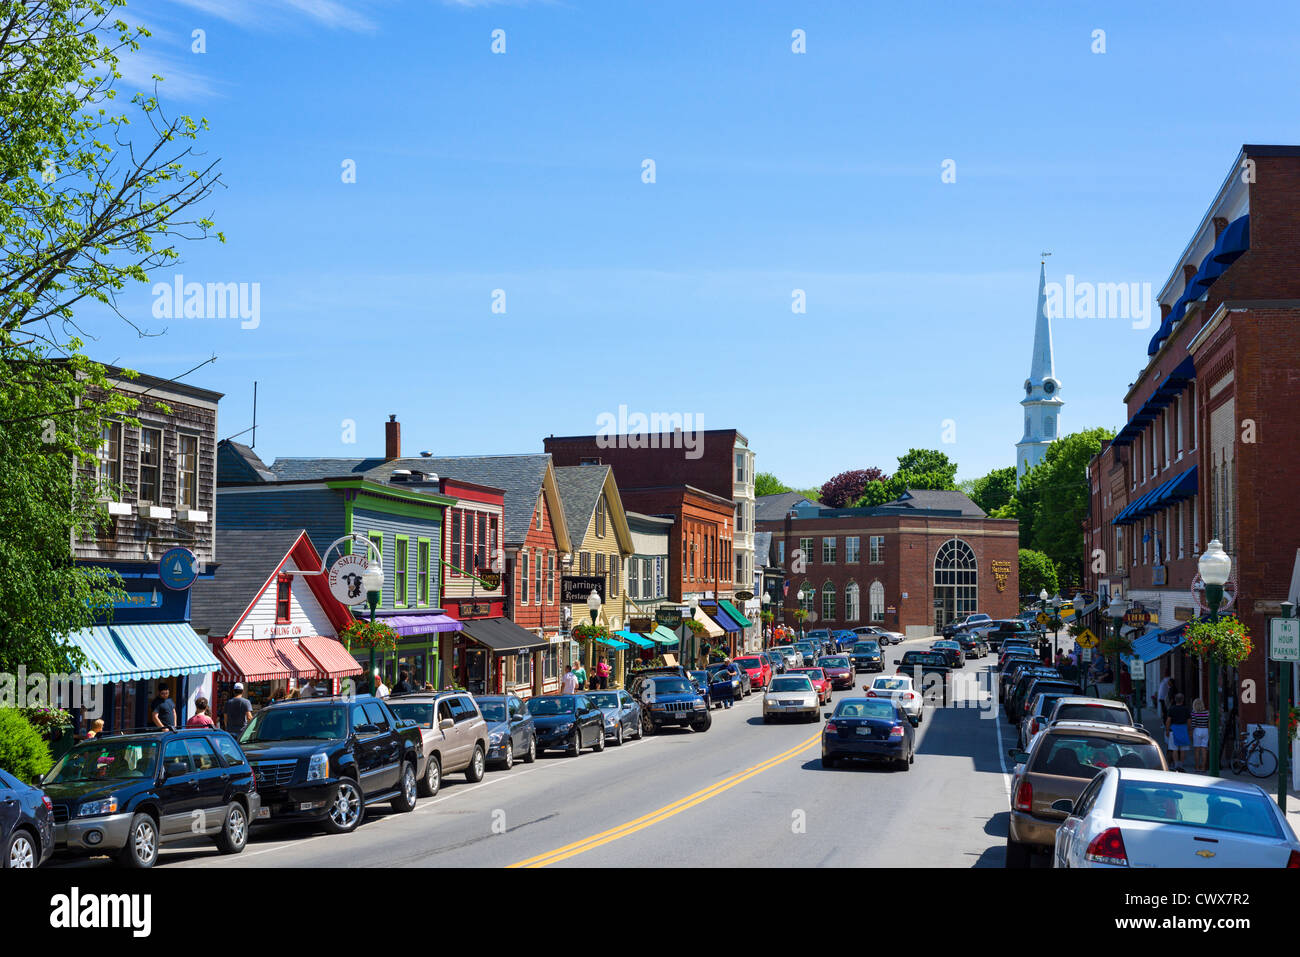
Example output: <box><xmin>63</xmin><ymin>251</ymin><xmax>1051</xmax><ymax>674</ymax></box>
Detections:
<box><xmin>1038</xmin><ymin>588</ymin><xmax>1049</xmax><ymax>658</ymax></box>
<box><xmin>1108</xmin><ymin>595</ymin><xmax>1129</xmax><ymax>699</ymax></box>
<box><xmin>1198</xmin><ymin>539</ymin><xmax>1232</xmax><ymax>777</ymax></box>
<box><xmin>1072</xmin><ymin>593</ymin><xmax>1086</xmax><ymax>687</ymax></box>
<box><xmin>1050</xmin><ymin>594</ymin><xmax>1063</xmax><ymax>660</ymax></box>
<box><xmin>797</xmin><ymin>589</ymin><xmax>807</xmax><ymax>639</ymax></box>
<box><xmin>362</xmin><ymin>562</ymin><xmax>385</xmax><ymax>693</ymax></box>
<box><xmin>761</xmin><ymin>592</ymin><xmax>771</xmax><ymax>648</ymax></box>
<box><xmin>586</xmin><ymin>589</ymin><xmax>602</xmax><ymax>676</ymax></box>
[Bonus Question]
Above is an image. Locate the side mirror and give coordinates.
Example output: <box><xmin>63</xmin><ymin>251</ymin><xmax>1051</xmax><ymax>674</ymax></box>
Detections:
<box><xmin>1009</xmin><ymin>749</ymin><xmax>1030</xmax><ymax>763</ymax></box>
<box><xmin>1051</xmin><ymin>798</ymin><xmax>1075</xmax><ymax>815</ymax></box>
<box><xmin>823</xmin><ymin>711</ymin><xmax>832</xmax><ymax>719</ymax></box>
<box><xmin>892</xmin><ymin>659</ymin><xmax>901</xmax><ymax>665</ymax></box>
<box><xmin>438</xmin><ymin>718</ymin><xmax>454</xmax><ymax>731</ymax></box>
<box><xmin>164</xmin><ymin>759</ymin><xmax>188</xmax><ymax>779</ymax></box>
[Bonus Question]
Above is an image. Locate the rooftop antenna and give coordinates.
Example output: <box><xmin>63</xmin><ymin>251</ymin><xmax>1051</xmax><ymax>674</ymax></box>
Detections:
<box><xmin>219</xmin><ymin>380</ymin><xmax>260</xmax><ymax>446</ymax></box>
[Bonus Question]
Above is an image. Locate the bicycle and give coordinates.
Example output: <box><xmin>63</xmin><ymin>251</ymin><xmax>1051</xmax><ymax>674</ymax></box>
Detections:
<box><xmin>1229</xmin><ymin>727</ymin><xmax>1278</xmax><ymax>778</ymax></box>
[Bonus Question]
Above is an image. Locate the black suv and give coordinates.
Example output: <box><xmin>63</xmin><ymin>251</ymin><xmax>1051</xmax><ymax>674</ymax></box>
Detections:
<box><xmin>42</xmin><ymin>728</ymin><xmax>260</xmax><ymax>868</ymax></box>
<box><xmin>239</xmin><ymin>694</ymin><xmax>423</xmax><ymax>835</ymax></box>
<box><xmin>627</xmin><ymin>667</ymin><xmax>711</xmax><ymax>734</ymax></box>
<box><xmin>894</xmin><ymin>651</ymin><xmax>953</xmax><ymax>702</ymax></box>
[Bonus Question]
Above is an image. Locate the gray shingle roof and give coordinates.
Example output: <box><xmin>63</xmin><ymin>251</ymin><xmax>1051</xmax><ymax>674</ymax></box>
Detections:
<box><xmin>754</xmin><ymin>491</ymin><xmax>821</xmax><ymax>522</ymax></box>
<box><xmin>753</xmin><ymin>530</ymin><xmax>774</xmax><ymax>566</ymax></box>
<box><xmin>190</xmin><ymin>528</ymin><xmax>310</xmax><ymax>638</ymax></box>
<box><xmin>267</xmin><ymin>457</ymin><xmax>384</xmax><ymax>481</ymax></box>
<box><xmin>395</xmin><ymin>455</ymin><xmax>552</xmax><ymax>547</ymax></box>
<box><xmin>552</xmin><ymin>465</ymin><xmax>611</xmax><ymax>545</ymax></box>
<box><xmin>217</xmin><ymin>440</ymin><xmax>276</xmax><ymax>484</ymax></box>
<box><xmin>890</xmin><ymin>489</ymin><xmax>987</xmax><ymax>517</ymax></box>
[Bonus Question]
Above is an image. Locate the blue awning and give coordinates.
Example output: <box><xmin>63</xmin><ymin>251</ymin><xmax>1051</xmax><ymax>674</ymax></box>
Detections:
<box><xmin>1133</xmin><ymin>623</ymin><xmax>1188</xmax><ymax>662</ymax></box>
<box><xmin>1111</xmin><ymin>357</ymin><xmax>1196</xmax><ymax>447</ymax></box>
<box><xmin>650</xmin><ymin>625</ymin><xmax>680</xmax><ymax>647</ymax></box>
<box><xmin>1112</xmin><ymin>466</ymin><xmax>1198</xmax><ymax>525</ymax></box>
<box><xmin>1192</xmin><ymin>250</ymin><xmax>1227</xmax><ymax>290</ymax></box>
<box><xmin>66</xmin><ymin>622</ymin><xmax>222</xmax><ymax>685</ymax></box>
<box><xmin>615</xmin><ymin>630</ymin><xmax>654</xmax><ymax>649</ymax></box>
<box><xmin>698</xmin><ymin>601</ymin><xmax>740</xmax><ymax>632</ymax></box>
<box><xmin>1211</xmin><ymin>214</ymin><xmax>1249</xmax><ymax>265</ymax></box>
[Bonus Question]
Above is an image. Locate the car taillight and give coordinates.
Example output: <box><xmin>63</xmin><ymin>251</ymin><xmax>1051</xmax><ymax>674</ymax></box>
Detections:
<box><xmin>904</xmin><ymin>692</ymin><xmax>916</xmax><ymax>700</ymax></box>
<box><xmin>1023</xmin><ymin>700</ymin><xmax>1032</xmax><ymax>712</ymax></box>
<box><xmin>1287</xmin><ymin>850</ymin><xmax>1300</xmax><ymax>869</ymax></box>
<box><xmin>866</xmin><ymin>689</ymin><xmax>876</xmax><ymax>696</ymax></box>
<box><xmin>825</xmin><ymin>722</ymin><xmax>837</xmax><ymax>734</ymax></box>
<box><xmin>1085</xmin><ymin>827</ymin><xmax>1129</xmax><ymax>867</ymax></box>
<box><xmin>1013</xmin><ymin>780</ymin><xmax>1033</xmax><ymax>812</ymax></box>
<box><xmin>889</xmin><ymin>725</ymin><xmax>904</xmax><ymax>738</ymax></box>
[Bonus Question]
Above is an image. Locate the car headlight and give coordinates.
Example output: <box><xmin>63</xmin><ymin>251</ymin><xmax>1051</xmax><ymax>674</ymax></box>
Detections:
<box><xmin>78</xmin><ymin>797</ymin><xmax>119</xmax><ymax>817</ymax></box>
<box><xmin>307</xmin><ymin>752</ymin><xmax>330</xmax><ymax>781</ymax></box>
<box><xmin>693</xmin><ymin>700</ymin><xmax>706</xmax><ymax>710</ymax></box>
<box><xmin>489</xmin><ymin>731</ymin><xmax>505</xmax><ymax>744</ymax></box>
<box><xmin>556</xmin><ymin>722</ymin><xmax>575</xmax><ymax>733</ymax></box>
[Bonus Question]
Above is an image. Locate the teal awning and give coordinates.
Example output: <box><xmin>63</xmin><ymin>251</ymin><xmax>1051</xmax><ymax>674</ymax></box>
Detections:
<box><xmin>717</xmin><ymin>599</ymin><xmax>753</xmax><ymax>628</ymax></box>
<box><xmin>594</xmin><ymin>635</ymin><xmax>629</xmax><ymax>650</ymax></box>
<box><xmin>615</xmin><ymin>630</ymin><xmax>654</xmax><ymax>648</ymax></box>
<box><xmin>67</xmin><ymin>622</ymin><xmax>221</xmax><ymax>685</ymax></box>
<box><xmin>651</xmin><ymin>625</ymin><xmax>679</xmax><ymax>647</ymax></box>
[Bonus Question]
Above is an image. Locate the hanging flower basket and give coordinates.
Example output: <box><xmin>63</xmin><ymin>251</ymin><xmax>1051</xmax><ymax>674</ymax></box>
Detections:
<box><xmin>340</xmin><ymin>619</ymin><xmax>399</xmax><ymax>653</ymax></box>
<box><xmin>571</xmin><ymin>622</ymin><xmax>608</xmax><ymax>642</ymax></box>
<box><xmin>1182</xmin><ymin>614</ymin><xmax>1253</xmax><ymax>667</ymax></box>
<box><xmin>1288</xmin><ymin>705</ymin><xmax>1298</xmax><ymax>744</ymax></box>
<box><xmin>1098</xmin><ymin>633</ymin><xmax>1133</xmax><ymax>658</ymax></box>
<box><xmin>685</xmin><ymin>619</ymin><xmax>706</xmax><ymax>637</ymax></box>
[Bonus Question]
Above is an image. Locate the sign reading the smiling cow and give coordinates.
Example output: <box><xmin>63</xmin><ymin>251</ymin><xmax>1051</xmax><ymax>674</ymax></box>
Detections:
<box><xmin>327</xmin><ymin>553</ymin><xmax>372</xmax><ymax>605</ymax></box>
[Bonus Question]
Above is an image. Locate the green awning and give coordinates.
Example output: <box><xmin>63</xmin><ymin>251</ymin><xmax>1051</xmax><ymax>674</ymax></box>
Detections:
<box><xmin>595</xmin><ymin>635</ymin><xmax>630</xmax><ymax>649</ymax></box>
<box><xmin>616</xmin><ymin>630</ymin><xmax>655</xmax><ymax>648</ymax></box>
<box><xmin>651</xmin><ymin>625</ymin><xmax>679</xmax><ymax>647</ymax></box>
<box><xmin>718</xmin><ymin>599</ymin><xmax>753</xmax><ymax>627</ymax></box>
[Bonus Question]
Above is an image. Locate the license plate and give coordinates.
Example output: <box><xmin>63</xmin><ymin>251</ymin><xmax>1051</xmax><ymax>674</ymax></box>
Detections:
<box><xmin>856</xmin><ymin>727</ymin><xmax>871</xmax><ymax>736</ymax></box>
<box><xmin>255</xmin><ymin>807</ymin><xmax>270</xmax><ymax>820</ymax></box>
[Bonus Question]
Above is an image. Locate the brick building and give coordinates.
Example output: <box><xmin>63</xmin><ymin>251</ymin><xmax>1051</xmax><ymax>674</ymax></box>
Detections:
<box><xmin>1083</xmin><ymin>144</ymin><xmax>1300</xmax><ymax>740</ymax></box>
<box><xmin>758</xmin><ymin>490</ymin><xmax>1019</xmax><ymax>638</ymax></box>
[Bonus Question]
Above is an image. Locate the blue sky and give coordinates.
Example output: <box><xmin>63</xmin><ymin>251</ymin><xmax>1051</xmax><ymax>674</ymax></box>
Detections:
<box><xmin>75</xmin><ymin>0</ymin><xmax>1300</xmax><ymax>487</ymax></box>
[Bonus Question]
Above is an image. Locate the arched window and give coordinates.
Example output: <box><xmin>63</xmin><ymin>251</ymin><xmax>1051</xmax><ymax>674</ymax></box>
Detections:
<box><xmin>869</xmin><ymin>581</ymin><xmax>885</xmax><ymax>622</ymax></box>
<box><xmin>798</xmin><ymin>582</ymin><xmax>815</xmax><ymax>615</ymax></box>
<box><xmin>933</xmin><ymin>539</ymin><xmax>977</xmax><ymax>631</ymax></box>
<box><xmin>821</xmin><ymin>581</ymin><xmax>836</xmax><ymax>622</ymax></box>
<box><xmin>844</xmin><ymin>582</ymin><xmax>860</xmax><ymax>622</ymax></box>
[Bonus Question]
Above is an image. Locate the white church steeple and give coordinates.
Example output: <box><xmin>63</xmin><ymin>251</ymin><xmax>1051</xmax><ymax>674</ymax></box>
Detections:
<box><xmin>1016</xmin><ymin>260</ymin><xmax>1064</xmax><ymax>483</ymax></box>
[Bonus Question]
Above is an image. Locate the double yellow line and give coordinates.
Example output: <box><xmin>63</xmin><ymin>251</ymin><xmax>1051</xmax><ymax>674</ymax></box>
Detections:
<box><xmin>508</xmin><ymin>730</ymin><xmax>823</xmax><ymax>868</ymax></box>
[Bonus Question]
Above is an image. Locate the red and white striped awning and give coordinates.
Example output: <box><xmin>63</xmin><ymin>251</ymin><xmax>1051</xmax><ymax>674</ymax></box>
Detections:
<box><xmin>215</xmin><ymin>638</ymin><xmax>323</xmax><ymax>683</ymax></box>
<box><xmin>298</xmin><ymin>635</ymin><xmax>364</xmax><ymax>678</ymax></box>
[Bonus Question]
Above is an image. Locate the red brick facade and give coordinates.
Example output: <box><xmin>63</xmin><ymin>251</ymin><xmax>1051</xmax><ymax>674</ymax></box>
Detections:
<box><xmin>616</xmin><ymin>485</ymin><xmax>734</xmax><ymax>603</ymax></box>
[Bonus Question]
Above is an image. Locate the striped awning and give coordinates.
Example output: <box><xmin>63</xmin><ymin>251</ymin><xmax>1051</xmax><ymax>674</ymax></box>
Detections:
<box><xmin>215</xmin><ymin>637</ymin><xmax>323</xmax><ymax>683</ymax></box>
<box><xmin>67</xmin><ymin>622</ymin><xmax>222</xmax><ymax>685</ymax></box>
<box><xmin>298</xmin><ymin>635</ymin><xmax>364</xmax><ymax>678</ymax></box>
<box><xmin>691</xmin><ymin>606</ymin><xmax>724</xmax><ymax>639</ymax></box>
<box><xmin>651</xmin><ymin>625</ymin><xmax>680</xmax><ymax>647</ymax></box>
<box><xmin>717</xmin><ymin>599</ymin><xmax>753</xmax><ymax>628</ymax></box>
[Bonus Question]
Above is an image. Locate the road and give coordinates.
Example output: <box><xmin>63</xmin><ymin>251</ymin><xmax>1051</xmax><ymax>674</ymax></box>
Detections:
<box><xmin>55</xmin><ymin>637</ymin><xmax>1022</xmax><ymax>868</ymax></box>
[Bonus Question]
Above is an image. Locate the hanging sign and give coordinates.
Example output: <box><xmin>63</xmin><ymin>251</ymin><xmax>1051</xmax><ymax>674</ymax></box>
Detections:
<box><xmin>159</xmin><ymin>547</ymin><xmax>199</xmax><ymax>590</ymax></box>
<box><xmin>327</xmin><ymin>553</ymin><xmax>373</xmax><ymax>605</ymax></box>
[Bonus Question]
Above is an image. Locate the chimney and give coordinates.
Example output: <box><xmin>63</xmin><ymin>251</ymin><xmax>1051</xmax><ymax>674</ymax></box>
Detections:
<box><xmin>1183</xmin><ymin>264</ymin><xmax>1198</xmax><ymax>286</ymax></box>
<box><xmin>385</xmin><ymin>414</ymin><xmax>401</xmax><ymax>461</ymax></box>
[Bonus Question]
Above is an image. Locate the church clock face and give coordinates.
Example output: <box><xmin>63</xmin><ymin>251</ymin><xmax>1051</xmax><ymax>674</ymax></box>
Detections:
<box><xmin>1024</xmin><ymin>379</ymin><xmax>1033</xmax><ymax>396</ymax></box>
<box><xmin>1043</xmin><ymin>377</ymin><xmax>1059</xmax><ymax>396</ymax></box>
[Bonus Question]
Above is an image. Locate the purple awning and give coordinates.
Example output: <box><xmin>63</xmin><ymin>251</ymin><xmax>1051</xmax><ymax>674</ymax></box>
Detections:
<box><xmin>379</xmin><ymin>613</ymin><xmax>463</xmax><ymax>636</ymax></box>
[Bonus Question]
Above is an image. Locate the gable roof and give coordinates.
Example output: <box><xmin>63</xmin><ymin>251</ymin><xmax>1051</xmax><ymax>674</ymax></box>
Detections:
<box><xmin>553</xmin><ymin>464</ymin><xmax>633</xmax><ymax>554</ymax></box>
<box><xmin>189</xmin><ymin>528</ymin><xmax>353</xmax><ymax>639</ymax></box>
<box><xmin>753</xmin><ymin>530</ymin><xmax>774</xmax><ymax>566</ymax></box>
<box><xmin>217</xmin><ymin>439</ymin><xmax>276</xmax><ymax>484</ymax></box>
<box><xmin>754</xmin><ymin>491</ymin><xmax>821</xmax><ymax>522</ymax></box>
<box><xmin>889</xmin><ymin>489</ymin><xmax>987</xmax><ymax>517</ymax></box>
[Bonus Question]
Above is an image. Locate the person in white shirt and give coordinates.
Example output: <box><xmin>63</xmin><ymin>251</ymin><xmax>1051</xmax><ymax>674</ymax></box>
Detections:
<box><xmin>1156</xmin><ymin>674</ymin><xmax>1173</xmax><ymax>722</ymax></box>
<box><xmin>373</xmin><ymin>671</ymin><xmax>390</xmax><ymax>699</ymax></box>
<box><xmin>560</xmin><ymin>665</ymin><xmax>578</xmax><ymax>695</ymax></box>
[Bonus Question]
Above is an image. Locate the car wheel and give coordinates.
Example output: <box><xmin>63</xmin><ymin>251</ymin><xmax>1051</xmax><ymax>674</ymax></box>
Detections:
<box><xmin>593</xmin><ymin>727</ymin><xmax>606</xmax><ymax>752</ymax></box>
<box><xmin>1005</xmin><ymin>838</ymin><xmax>1032</xmax><ymax>868</ymax></box>
<box><xmin>214</xmin><ymin>802</ymin><xmax>249</xmax><ymax>854</ymax></box>
<box><xmin>324</xmin><ymin>777</ymin><xmax>365</xmax><ymax>834</ymax></box>
<box><xmin>502</xmin><ymin>739</ymin><xmax>515</xmax><ymax>770</ymax></box>
<box><xmin>465</xmin><ymin>744</ymin><xmax>487</xmax><ymax>782</ymax></box>
<box><xmin>567</xmin><ymin>729</ymin><xmax>582</xmax><ymax>756</ymax></box>
<box><xmin>4</xmin><ymin>829</ymin><xmax>37</xmax><ymax>869</ymax></box>
<box><xmin>693</xmin><ymin>711</ymin><xmax>712</xmax><ymax>732</ymax></box>
<box><xmin>614</xmin><ymin>723</ymin><xmax>624</xmax><ymax>746</ymax></box>
<box><xmin>523</xmin><ymin>735</ymin><xmax>537</xmax><ymax>763</ymax></box>
<box><xmin>632</xmin><ymin>716</ymin><xmax>643</xmax><ymax>739</ymax></box>
<box><xmin>391</xmin><ymin>761</ymin><xmax>418</xmax><ymax>813</ymax></box>
<box><xmin>419</xmin><ymin>754</ymin><xmax>442</xmax><ymax>797</ymax></box>
<box><xmin>117</xmin><ymin>812</ymin><xmax>159</xmax><ymax>868</ymax></box>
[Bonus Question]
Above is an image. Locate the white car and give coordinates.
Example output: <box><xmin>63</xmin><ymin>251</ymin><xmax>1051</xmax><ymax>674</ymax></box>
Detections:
<box><xmin>865</xmin><ymin>674</ymin><xmax>923</xmax><ymax>726</ymax></box>
<box><xmin>772</xmin><ymin>646</ymin><xmax>803</xmax><ymax>670</ymax></box>
<box><xmin>1053</xmin><ymin>767</ymin><xmax>1300</xmax><ymax>868</ymax></box>
<box><xmin>763</xmin><ymin>675</ymin><xmax>820</xmax><ymax>723</ymax></box>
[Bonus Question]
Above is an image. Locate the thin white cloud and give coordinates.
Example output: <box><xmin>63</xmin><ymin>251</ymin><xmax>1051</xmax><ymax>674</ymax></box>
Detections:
<box><xmin>162</xmin><ymin>0</ymin><xmax>377</xmax><ymax>32</ymax></box>
<box><xmin>114</xmin><ymin>49</ymin><xmax>221</xmax><ymax>100</ymax></box>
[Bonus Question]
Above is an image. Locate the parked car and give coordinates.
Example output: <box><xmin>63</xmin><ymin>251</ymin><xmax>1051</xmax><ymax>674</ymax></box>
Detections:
<box><xmin>1006</xmin><ymin>720</ymin><xmax>1168</xmax><ymax>866</ymax></box>
<box><xmin>526</xmin><ymin>694</ymin><xmax>607</xmax><ymax>754</ymax></box>
<box><xmin>772</xmin><ymin>646</ymin><xmax>804</xmax><ymax>670</ymax></box>
<box><xmin>831</xmin><ymin>630</ymin><xmax>858</xmax><ymax>652</ymax></box>
<box><xmin>1052</xmin><ymin>767</ymin><xmax>1300</xmax><ymax>868</ymax></box>
<box><xmin>792</xmin><ymin>641</ymin><xmax>818</xmax><ymax>667</ymax></box>
<box><xmin>865</xmin><ymin>674</ymin><xmax>924</xmax><ymax>726</ymax></box>
<box><xmin>1046</xmin><ymin>696</ymin><xmax>1134</xmax><ymax>728</ymax></box>
<box><xmin>806</xmin><ymin>629</ymin><xmax>831</xmax><ymax>652</ymax></box>
<box><xmin>929</xmin><ymin>639</ymin><xmax>966</xmax><ymax>669</ymax></box>
<box><xmin>761</xmin><ymin>649</ymin><xmax>786</xmax><ymax>675</ymax></box>
<box><xmin>734</xmin><ymin>655</ymin><xmax>772</xmax><ymax>691</ymax></box>
<box><xmin>849</xmin><ymin>640</ymin><xmax>884</xmax><ymax>674</ymax></box>
<box><xmin>1019</xmin><ymin>691</ymin><xmax>1076</xmax><ymax>750</ymax></box>
<box><xmin>45</xmin><ymin>728</ymin><xmax>260</xmax><ymax>867</ymax></box>
<box><xmin>708</xmin><ymin>661</ymin><xmax>750</xmax><ymax>698</ymax></box>
<box><xmin>942</xmin><ymin>613</ymin><xmax>991</xmax><ymax>639</ymax></box>
<box><xmin>588</xmin><ymin>689</ymin><xmax>643</xmax><ymax>745</ymax></box>
<box><xmin>1000</xmin><ymin>661</ymin><xmax>1054</xmax><ymax>704</ymax></box>
<box><xmin>895</xmin><ymin>650</ymin><xmax>953</xmax><ymax>702</ymax></box>
<box><xmin>856</xmin><ymin>625</ymin><xmax>903</xmax><ymax>645</ymax></box>
<box><xmin>956</xmin><ymin>633</ymin><xmax>989</xmax><ymax>659</ymax></box>
<box><xmin>388</xmin><ymin>691</ymin><xmax>491</xmax><ymax>790</ymax></box>
<box><xmin>689</xmin><ymin>669</ymin><xmax>722</xmax><ymax>708</ymax></box>
<box><xmin>763</xmin><ymin>675</ymin><xmax>820</xmax><ymax>723</ymax></box>
<box><xmin>630</xmin><ymin>673</ymin><xmax>711</xmax><ymax>733</ymax></box>
<box><xmin>1</xmin><ymin>767</ymin><xmax>53</xmax><ymax>869</ymax></box>
<box><xmin>788</xmin><ymin>667</ymin><xmax>832</xmax><ymax>705</ymax></box>
<box><xmin>984</xmin><ymin>620</ymin><xmax>1043</xmax><ymax>651</ymax></box>
<box><xmin>1009</xmin><ymin>675</ymin><xmax>1080</xmax><ymax>726</ymax></box>
<box><xmin>473</xmin><ymin>693</ymin><xmax>538</xmax><ymax>769</ymax></box>
<box><xmin>242</xmin><ymin>695</ymin><xmax>421</xmax><ymax>835</ymax></box>
<box><xmin>817</xmin><ymin>655</ymin><xmax>855</xmax><ymax>690</ymax></box>
<box><xmin>822</xmin><ymin>697</ymin><xmax>915</xmax><ymax>771</ymax></box>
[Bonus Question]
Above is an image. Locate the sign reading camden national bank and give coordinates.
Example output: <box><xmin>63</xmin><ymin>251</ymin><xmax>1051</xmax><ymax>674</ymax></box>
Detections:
<box><xmin>561</xmin><ymin>576</ymin><xmax>605</xmax><ymax>604</ymax></box>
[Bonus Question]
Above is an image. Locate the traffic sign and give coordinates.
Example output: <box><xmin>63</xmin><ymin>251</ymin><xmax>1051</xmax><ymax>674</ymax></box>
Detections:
<box><xmin>1269</xmin><ymin>617</ymin><xmax>1300</xmax><ymax>662</ymax></box>
<box><xmin>1036</xmin><ymin>612</ymin><xmax>1050</xmax><ymax>626</ymax></box>
<box><xmin>1076</xmin><ymin>628</ymin><xmax>1098</xmax><ymax>649</ymax></box>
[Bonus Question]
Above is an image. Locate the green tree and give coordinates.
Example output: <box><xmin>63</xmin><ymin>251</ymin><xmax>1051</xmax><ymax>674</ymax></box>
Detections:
<box><xmin>967</xmin><ymin>466</ymin><xmax>1017</xmax><ymax>515</ymax></box>
<box><xmin>794</xmin><ymin>487</ymin><xmax>822</xmax><ymax>503</ymax></box>
<box><xmin>1029</xmin><ymin>428</ymin><xmax>1114</xmax><ymax>582</ymax></box>
<box><xmin>0</xmin><ymin>1</ymin><xmax>222</xmax><ymax>675</ymax></box>
<box><xmin>895</xmin><ymin>449</ymin><xmax>958</xmax><ymax>486</ymax></box>
<box><xmin>1019</xmin><ymin>548</ymin><xmax>1058</xmax><ymax>598</ymax></box>
<box><xmin>754</xmin><ymin>472</ymin><xmax>792</xmax><ymax>497</ymax></box>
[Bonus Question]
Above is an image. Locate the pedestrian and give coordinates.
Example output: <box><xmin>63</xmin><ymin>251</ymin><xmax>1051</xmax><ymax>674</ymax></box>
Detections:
<box><xmin>85</xmin><ymin>718</ymin><xmax>104</xmax><ymax>740</ymax></box>
<box><xmin>149</xmin><ymin>683</ymin><xmax>177</xmax><ymax>730</ymax></box>
<box><xmin>573</xmin><ymin>660</ymin><xmax>587</xmax><ymax>691</ymax></box>
<box><xmin>1118</xmin><ymin>664</ymin><xmax>1133</xmax><ymax>699</ymax></box>
<box><xmin>595</xmin><ymin>657</ymin><xmax>610</xmax><ymax>690</ymax></box>
<box><xmin>1157</xmin><ymin>673</ymin><xmax>1174</xmax><ymax>723</ymax></box>
<box><xmin>715</xmin><ymin>666</ymin><xmax>734</xmax><ymax>710</ymax></box>
<box><xmin>373</xmin><ymin>670</ymin><xmax>390</xmax><ymax>699</ymax></box>
<box><xmin>560</xmin><ymin>664</ymin><xmax>578</xmax><ymax>694</ymax></box>
<box><xmin>1189</xmin><ymin>697</ymin><xmax>1210</xmax><ymax>772</ymax></box>
<box><xmin>1166</xmin><ymin>692</ymin><xmax>1191</xmax><ymax>771</ymax></box>
<box><xmin>423</xmin><ymin>681</ymin><xmax>435</xmax><ymax>692</ymax></box>
<box><xmin>186</xmin><ymin>697</ymin><xmax>216</xmax><ymax>728</ymax></box>
<box><xmin>223</xmin><ymin>683</ymin><xmax>253</xmax><ymax>735</ymax></box>
<box><xmin>392</xmin><ymin>669</ymin><xmax>415</xmax><ymax>696</ymax></box>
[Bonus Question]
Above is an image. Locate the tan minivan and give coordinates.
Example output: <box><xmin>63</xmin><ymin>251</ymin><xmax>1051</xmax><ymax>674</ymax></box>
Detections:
<box><xmin>387</xmin><ymin>692</ymin><xmax>490</xmax><ymax>797</ymax></box>
<box><xmin>1006</xmin><ymin>720</ymin><xmax>1168</xmax><ymax>867</ymax></box>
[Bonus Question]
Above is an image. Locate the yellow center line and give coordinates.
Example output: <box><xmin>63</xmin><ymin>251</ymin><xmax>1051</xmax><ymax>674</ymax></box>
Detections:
<box><xmin>508</xmin><ymin>730</ymin><xmax>823</xmax><ymax>868</ymax></box>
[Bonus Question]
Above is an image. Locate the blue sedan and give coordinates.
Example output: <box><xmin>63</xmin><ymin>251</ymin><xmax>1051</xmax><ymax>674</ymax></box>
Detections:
<box><xmin>821</xmin><ymin>697</ymin><xmax>916</xmax><ymax>771</ymax></box>
<box><xmin>588</xmin><ymin>689</ymin><xmax>643</xmax><ymax>745</ymax></box>
<box><xmin>474</xmin><ymin>694</ymin><xmax>538</xmax><ymax>769</ymax></box>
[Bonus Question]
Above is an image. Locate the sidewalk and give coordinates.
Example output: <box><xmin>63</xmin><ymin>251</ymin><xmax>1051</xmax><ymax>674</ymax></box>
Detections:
<box><xmin>1136</xmin><ymin>713</ymin><xmax>1300</xmax><ymax>836</ymax></box>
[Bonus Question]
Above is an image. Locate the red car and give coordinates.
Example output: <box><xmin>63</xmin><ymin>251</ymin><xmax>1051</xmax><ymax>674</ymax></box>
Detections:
<box><xmin>734</xmin><ymin>655</ymin><xmax>772</xmax><ymax>691</ymax></box>
<box><xmin>788</xmin><ymin>667</ymin><xmax>832</xmax><ymax>704</ymax></box>
<box><xmin>816</xmin><ymin>655</ymin><xmax>855</xmax><ymax>691</ymax></box>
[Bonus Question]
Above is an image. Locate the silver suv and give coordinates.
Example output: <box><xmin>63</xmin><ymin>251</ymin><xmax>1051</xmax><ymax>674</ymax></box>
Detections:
<box><xmin>387</xmin><ymin>691</ymin><xmax>491</xmax><ymax>797</ymax></box>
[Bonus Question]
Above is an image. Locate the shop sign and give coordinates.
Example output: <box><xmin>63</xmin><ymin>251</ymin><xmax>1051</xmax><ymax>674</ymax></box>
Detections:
<box><xmin>327</xmin><ymin>553</ymin><xmax>372</xmax><ymax>605</ymax></box>
<box><xmin>1124</xmin><ymin>604</ymin><xmax>1156</xmax><ymax>627</ymax></box>
<box><xmin>991</xmin><ymin>560</ymin><xmax>1013</xmax><ymax>593</ymax></box>
<box><xmin>1174</xmin><ymin>606</ymin><xmax>1196</xmax><ymax>622</ymax></box>
<box><xmin>458</xmin><ymin>602</ymin><xmax>492</xmax><ymax>617</ymax></box>
<box><xmin>159</xmin><ymin>547</ymin><xmax>199</xmax><ymax>590</ymax></box>
<box><xmin>655</xmin><ymin>607</ymin><xmax>686</xmax><ymax>629</ymax></box>
<box><xmin>561</xmin><ymin>576</ymin><xmax>605</xmax><ymax>604</ymax></box>
<box><xmin>734</xmin><ymin>590</ymin><xmax>754</xmax><ymax>602</ymax></box>
<box><xmin>629</xmin><ymin>617</ymin><xmax>653</xmax><ymax>633</ymax></box>
<box><xmin>254</xmin><ymin>623</ymin><xmax>307</xmax><ymax>640</ymax></box>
